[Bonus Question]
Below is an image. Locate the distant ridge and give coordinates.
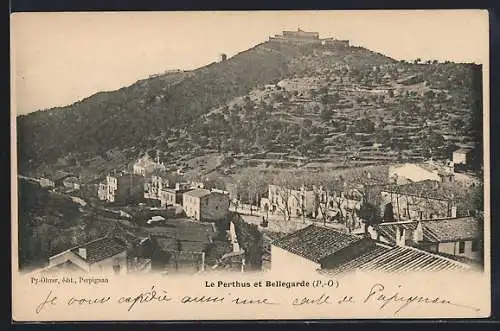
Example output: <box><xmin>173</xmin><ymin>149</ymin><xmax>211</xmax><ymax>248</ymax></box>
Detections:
<box><xmin>16</xmin><ymin>33</ymin><xmax>481</xmax><ymax>179</ymax></box>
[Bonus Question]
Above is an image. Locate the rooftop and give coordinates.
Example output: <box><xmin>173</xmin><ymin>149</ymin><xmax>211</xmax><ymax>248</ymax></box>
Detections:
<box><xmin>184</xmin><ymin>188</ymin><xmax>213</xmax><ymax>198</ymax></box>
<box><xmin>376</xmin><ymin>217</ymin><xmax>480</xmax><ymax>243</ymax></box>
<box><xmin>392</xmin><ymin>162</ymin><xmax>453</xmax><ymax>175</ymax></box>
<box><xmin>382</xmin><ymin>179</ymin><xmax>455</xmax><ymax>200</ymax></box>
<box><xmin>272</xmin><ymin>225</ymin><xmax>364</xmax><ymax>263</ymax></box>
<box><xmin>319</xmin><ymin>242</ymin><xmax>471</xmax><ymax>277</ymax></box>
<box><xmin>144</xmin><ymin>218</ymin><xmax>215</xmax><ymax>243</ymax></box>
<box><xmin>66</xmin><ymin>237</ymin><xmax>127</xmax><ymax>264</ymax></box>
<box><xmin>153</xmin><ymin>237</ymin><xmax>209</xmax><ymax>254</ymax></box>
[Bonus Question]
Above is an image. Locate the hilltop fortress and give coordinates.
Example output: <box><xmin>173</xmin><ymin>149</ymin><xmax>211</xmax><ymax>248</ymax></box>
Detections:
<box><xmin>269</xmin><ymin>28</ymin><xmax>350</xmax><ymax>47</ymax></box>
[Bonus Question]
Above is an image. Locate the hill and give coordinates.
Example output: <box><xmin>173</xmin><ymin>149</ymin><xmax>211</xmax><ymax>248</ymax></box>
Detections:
<box><xmin>16</xmin><ymin>38</ymin><xmax>482</xmax><ymax>181</ymax></box>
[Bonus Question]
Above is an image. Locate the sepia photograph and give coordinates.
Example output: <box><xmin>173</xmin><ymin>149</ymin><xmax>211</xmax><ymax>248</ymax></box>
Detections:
<box><xmin>11</xmin><ymin>10</ymin><xmax>490</xmax><ymax>321</ymax></box>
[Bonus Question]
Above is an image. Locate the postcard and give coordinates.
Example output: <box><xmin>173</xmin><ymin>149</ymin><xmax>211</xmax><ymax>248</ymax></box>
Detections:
<box><xmin>11</xmin><ymin>10</ymin><xmax>491</xmax><ymax>321</ymax></box>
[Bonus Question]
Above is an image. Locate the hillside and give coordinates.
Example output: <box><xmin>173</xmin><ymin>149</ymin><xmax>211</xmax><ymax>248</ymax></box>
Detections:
<box><xmin>16</xmin><ymin>38</ymin><xmax>482</xmax><ymax>181</ymax></box>
<box><xmin>18</xmin><ymin>177</ymin><xmax>139</xmax><ymax>269</ymax></box>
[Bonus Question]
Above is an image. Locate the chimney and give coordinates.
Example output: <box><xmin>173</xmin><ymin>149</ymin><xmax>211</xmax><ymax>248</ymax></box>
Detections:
<box><xmin>413</xmin><ymin>221</ymin><xmax>423</xmax><ymax>243</ymax></box>
<box><xmin>395</xmin><ymin>227</ymin><xmax>407</xmax><ymax>247</ymax></box>
<box><xmin>78</xmin><ymin>248</ymin><xmax>87</xmax><ymax>260</ymax></box>
<box><xmin>395</xmin><ymin>227</ymin><xmax>401</xmax><ymax>246</ymax></box>
<box><xmin>400</xmin><ymin>228</ymin><xmax>407</xmax><ymax>247</ymax></box>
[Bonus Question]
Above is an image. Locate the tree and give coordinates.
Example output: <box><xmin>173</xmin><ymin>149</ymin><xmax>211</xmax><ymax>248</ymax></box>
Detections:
<box><xmin>422</xmin><ymin>131</ymin><xmax>445</xmax><ymax>157</ymax></box>
<box><xmin>310</xmin><ymin>173</ymin><xmax>340</xmax><ymax>225</ymax></box>
<box><xmin>424</xmin><ymin>90</ymin><xmax>435</xmax><ymax>100</ymax></box>
<box><xmin>357</xmin><ymin>118</ymin><xmax>376</xmax><ymax>133</ymax></box>
<box><xmin>204</xmin><ymin>176</ymin><xmax>225</xmax><ymax>190</ymax></box>
<box><xmin>234</xmin><ymin>169</ymin><xmax>269</xmax><ymax>216</ymax></box>
<box><xmin>471</xmin><ymin>182</ymin><xmax>484</xmax><ymax>221</ymax></box>
<box><xmin>320</xmin><ymin>107</ymin><xmax>333</xmax><ymax>121</ymax></box>
<box><xmin>271</xmin><ymin>172</ymin><xmax>300</xmax><ymax>222</ymax></box>
<box><xmin>451</xmin><ymin>118</ymin><xmax>466</xmax><ymax>133</ymax></box>
<box><xmin>359</xmin><ymin>201</ymin><xmax>382</xmax><ymax>232</ymax></box>
<box><xmin>383</xmin><ymin>202</ymin><xmax>395</xmax><ymax>221</ymax></box>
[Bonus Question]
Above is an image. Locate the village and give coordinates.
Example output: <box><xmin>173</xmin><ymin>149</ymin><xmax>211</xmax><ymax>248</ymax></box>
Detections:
<box><xmin>16</xmin><ymin>28</ymin><xmax>484</xmax><ymax>280</ymax></box>
<box><xmin>21</xmin><ymin>141</ymin><xmax>484</xmax><ymax>278</ymax></box>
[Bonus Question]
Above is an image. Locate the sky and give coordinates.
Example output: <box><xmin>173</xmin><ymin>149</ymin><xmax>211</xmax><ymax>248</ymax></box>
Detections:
<box><xmin>11</xmin><ymin>10</ymin><xmax>489</xmax><ymax>115</ymax></box>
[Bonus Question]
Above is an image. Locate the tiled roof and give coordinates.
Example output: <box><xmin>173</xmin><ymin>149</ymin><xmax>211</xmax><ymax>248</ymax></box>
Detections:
<box><xmin>145</xmin><ymin>219</ymin><xmax>214</xmax><ymax>240</ymax></box>
<box><xmin>423</xmin><ymin>217</ymin><xmax>480</xmax><ymax>241</ymax></box>
<box><xmin>382</xmin><ymin>180</ymin><xmax>454</xmax><ymax>200</ymax></box>
<box><xmin>376</xmin><ymin>217</ymin><xmax>480</xmax><ymax>243</ymax></box>
<box><xmin>70</xmin><ymin>237</ymin><xmax>127</xmax><ymax>264</ymax></box>
<box><xmin>148</xmin><ymin>219</ymin><xmax>214</xmax><ymax>254</ymax></box>
<box><xmin>184</xmin><ymin>188</ymin><xmax>212</xmax><ymax>198</ymax></box>
<box><xmin>376</xmin><ymin>222</ymin><xmax>423</xmax><ymax>244</ymax></box>
<box><xmin>320</xmin><ymin>243</ymin><xmax>471</xmax><ymax>277</ymax></box>
<box><xmin>272</xmin><ymin>225</ymin><xmax>364</xmax><ymax>263</ymax></box>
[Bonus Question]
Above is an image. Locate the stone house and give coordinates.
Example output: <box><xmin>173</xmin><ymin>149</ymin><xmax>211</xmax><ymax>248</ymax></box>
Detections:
<box><xmin>183</xmin><ymin>189</ymin><xmax>230</xmax><ymax>222</ymax></box>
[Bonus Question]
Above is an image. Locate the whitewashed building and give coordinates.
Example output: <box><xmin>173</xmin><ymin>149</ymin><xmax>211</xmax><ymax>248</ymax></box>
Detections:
<box><xmin>389</xmin><ymin>161</ymin><xmax>455</xmax><ymax>185</ymax></box>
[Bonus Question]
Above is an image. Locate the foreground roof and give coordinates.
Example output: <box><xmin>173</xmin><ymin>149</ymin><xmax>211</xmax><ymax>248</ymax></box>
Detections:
<box><xmin>376</xmin><ymin>217</ymin><xmax>480</xmax><ymax>243</ymax></box>
<box><xmin>272</xmin><ymin>225</ymin><xmax>364</xmax><ymax>263</ymax></box>
<box><xmin>319</xmin><ymin>243</ymin><xmax>471</xmax><ymax>277</ymax></box>
<box><xmin>69</xmin><ymin>237</ymin><xmax>127</xmax><ymax>264</ymax></box>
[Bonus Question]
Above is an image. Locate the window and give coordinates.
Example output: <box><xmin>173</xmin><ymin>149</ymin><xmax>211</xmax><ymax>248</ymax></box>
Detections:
<box><xmin>472</xmin><ymin>240</ymin><xmax>480</xmax><ymax>252</ymax></box>
<box><xmin>458</xmin><ymin>241</ymin><xmax>465</xmax><ymax>254</ymax></box>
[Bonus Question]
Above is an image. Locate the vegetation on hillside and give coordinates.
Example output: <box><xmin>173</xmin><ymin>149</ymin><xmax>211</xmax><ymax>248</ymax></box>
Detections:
<box><xmin>17</xmin><ymin>39</ymin><xmax>482</xmax><ymax>183</ymax></box>
<box><xmin>18</xmin><ymin>178</ymin><xmax>138</xmax><ymax>269</ymax></box>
